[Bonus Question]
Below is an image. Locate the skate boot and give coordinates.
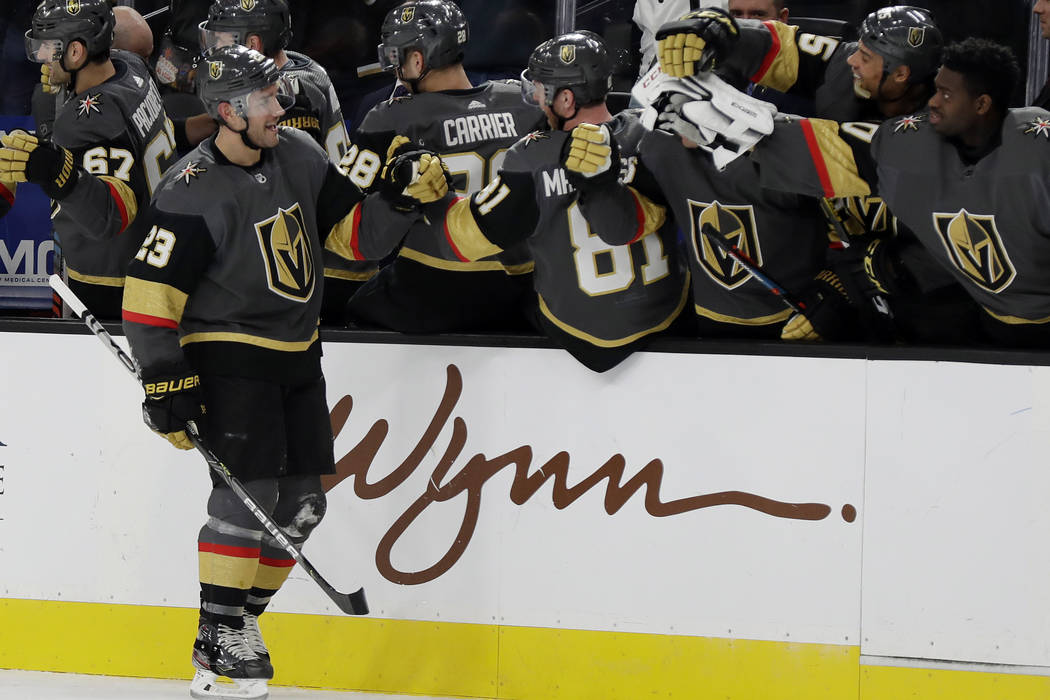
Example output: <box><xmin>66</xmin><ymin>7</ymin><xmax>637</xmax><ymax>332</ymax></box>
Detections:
<box><xmin>241</xmin><ymin>614</ymin><xmax>270</xmax><ymax>665</ymax></box>
<box><xmin>190</xmin><ymin>619</ymin><xmax>272</xmax><ymax>700</ymax></box>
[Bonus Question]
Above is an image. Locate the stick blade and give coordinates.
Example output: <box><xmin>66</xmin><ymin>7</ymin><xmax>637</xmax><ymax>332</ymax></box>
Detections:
<box><xmin>333</xmin><ymin>587</ymin><xmax>369</xmax><ymax>615</ymax></box>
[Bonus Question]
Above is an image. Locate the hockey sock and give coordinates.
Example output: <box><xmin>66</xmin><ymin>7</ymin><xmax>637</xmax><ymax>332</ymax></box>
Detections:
<box><xmin>198</xmin><ymin>480</ymin><xmax>278</xmax><ymax>627</ymax></box>
<box><xmin>245</xmin><ymin>476</ymin><xmax>326</xmax><ymax>617</ymax></box>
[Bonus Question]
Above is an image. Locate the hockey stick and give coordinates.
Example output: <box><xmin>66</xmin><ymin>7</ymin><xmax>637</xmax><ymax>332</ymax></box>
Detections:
<box><xmin>700</xmin><ymin>224</ymin><xmax>807</xmax><ymax>314</ymax></box>
<box><xmin>48</xmin><ymin>274</ymin><xmax>369</xmax><ymax>616</ymax></box>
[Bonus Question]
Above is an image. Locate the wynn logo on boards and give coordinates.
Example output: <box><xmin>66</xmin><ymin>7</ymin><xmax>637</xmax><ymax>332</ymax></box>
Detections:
<box><xmin>322</xmin><ymin>365</ymin><xmax>856</xmax><ymax>585</ymax></box>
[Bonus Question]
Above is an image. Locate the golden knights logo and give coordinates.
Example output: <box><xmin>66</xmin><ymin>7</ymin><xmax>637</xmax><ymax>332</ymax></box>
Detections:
<box><xmin>401</xmin><ymin>6</ymin><xmax>415</xmax><ymax>22</ymax></box>
<box><xmin>255</xmin><ymin>204</ymin><xmax>315</xmax><ymax>302</ymax></box>
<box><xmin>240</xmin><ymin>0</ymin><xmax>256</xmax><ymax>10</ymax></box>
<box><xmin>209</xmin><ymin>61</ymin><xmax>223</xmax><ymax>80</ymax></box>
<box><xmin>560</xmin><ymin>45</ymin><xmax>576</xmax><ymax>65</ymax></box>
<box><xmin>907</xmin><ymin>27</ymin><xmax>925</xmax><ymax>48</ymax></box>
<box><xmin>688</xmin><ymin>201</ymin><xmax>761</xmax><ymax>289</ymax></box>
<box><xmin>66</xmin><ymin>0</ymin><xmax>80</xmax><ymax>16</ymax></box>
<box><xmin>933</xmin><ymin>210</ymin><xmax>1015</xmax><ymax>293</ymax></box>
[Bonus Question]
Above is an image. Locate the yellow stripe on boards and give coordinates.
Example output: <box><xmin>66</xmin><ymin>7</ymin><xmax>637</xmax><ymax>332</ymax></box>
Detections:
<box><xmin>499</xmin><ymin>625</ymin><xmax>859</xmax><ymax>699</ymax></box>
<box><xmin>3</xmin><ymin>598</ymin><xmax>1050</xmax><ymax>699</ymax></box>
<box><xmin>861</xmin><ymin>663</ymin><xmax>1050</xmax><ymax>700</ymax></box>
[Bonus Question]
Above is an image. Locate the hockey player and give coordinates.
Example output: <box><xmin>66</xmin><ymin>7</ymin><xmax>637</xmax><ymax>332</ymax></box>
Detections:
<box><xmin>435</xmin><ymin>31</ymin><xmax>690</xmax><ymax>371</ymax></box>
<box><xmin>199</xmin><ymin>0</ymin><xmax>376</xmax><ymax>321</ymax></box>
<box><xmin>653</xmin><ymin>6</ymin><xmax>952</xmax><ymax>341</ymax></box>
<box><xmin>121</xmin><ymin>45</ymin><xmax>447</xmax><ymax>698</ymax></box>
<box><xmin>339</xmin><ymin>0</ymin><xmax>545</xmax><ymax>333</ymax></box>
<box><xmin>1</xmin><ymin>0</ymin><xmax>178</xmax><ymax>319</ymax></box>
<box><xmin>744</xmin><ymin>39</ymin><xmax>1050</xmax><ymax>347</ymax></box>
<box><xmin>656</xmin><ymin>5</ymin><xmax>942</xmax><ymax>122</ymax></box>
<box><xmin>561</xmin><ymin>100</ymin><xmax>847</xmax><ymax>339</ymax></box>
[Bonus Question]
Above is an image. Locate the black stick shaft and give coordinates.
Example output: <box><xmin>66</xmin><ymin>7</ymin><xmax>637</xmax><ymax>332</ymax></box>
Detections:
<box><xmin>700</xmin><ymin>224</ymin><xmax>807</xmax><ymax>314</ymax></box>
<box><xmin>49</xmin><ymin>274</ymin><xmax>368</xmax><ymax>615</ymax></box>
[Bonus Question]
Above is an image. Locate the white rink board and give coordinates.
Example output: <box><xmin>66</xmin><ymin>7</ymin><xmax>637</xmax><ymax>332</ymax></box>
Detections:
<box><xmin>862</xmin><ymin>360</ymin><xmax>1050</xmax><ymax>667</ymax></box>
<box><xmin>0</xmin><ymin>330</ymin><xmax>1048</xmax><ymax>668</ymax></box>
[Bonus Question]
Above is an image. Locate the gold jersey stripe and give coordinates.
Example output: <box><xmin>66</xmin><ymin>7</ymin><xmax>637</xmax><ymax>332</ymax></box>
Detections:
<box><xmin>98</xmin><ymin>175</ymin><xmax>138</xmax><ymax>230</ymax></box>
<box><xmin>694</xmin><ymin>304</ymin><xmax>792</xmax><ymax>325</ymax></box>
<box><xmin>537</xmin><ymin>281</ymin><xmax>689</xmax><ymax>348</ymax></box>
<box><xmin>983</xmin><ymin>307</ymin><xmax>1050</xmax><ymax>325</ymax></box>
<box><xmin>805</xmin><ymin>119</ymin><xmax>872</xmax><ymax>199</ymax></box>
<box><xmin>445</xmin><ymin>198</ymin><xmax>502</xmax><ymax>261</ymax></box>
<box><xmin>324</xmin><ymin>202</ymin><xmax>363</xmax><ymax>261</ymax></box>
<box><xmin>629</xmin><ymin>186</ymin><xmax>667</xmax><ymax>240</ymax></box>
<box><xmin>66</xmin><ymin>268</ymin><xmax>125</xmax><ymax>287</ymax></box>
<box><xmin>122</xmin><ymin>277</ymin><xmax>187</xmax><ymax>325</ymax></box>
<box><xmin>323</xmin><ymin>266</ymin><xmax>378</xmax><ymax>282</ymax></box>
<box><xmin>754</xmin><ymin>22</ymin><xmax>801</xmax><ymax>93</ymax></box>
<box><xmin>399</xmin><ymin>246</ymin><xmax>508</xmax><ymax>272</ymax></box>
<box><xmin>198</xmin><ymin>551</ymin><xmax>259</xmax><ymax>589</ymax></box>
<box><xmin>179</xmin><ymin>329</ymin><xmax>320</xmax><ymax>352</ymax></box>
<box><xmin>503</xmin><ymin>260</ymin><xmax>535</xmax><ymax>276</ymax></box>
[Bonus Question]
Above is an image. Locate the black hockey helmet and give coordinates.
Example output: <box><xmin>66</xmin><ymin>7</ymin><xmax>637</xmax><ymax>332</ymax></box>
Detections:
<box><xmin>197</xmin><ymin>44</ymin><xmax>293</xmax><ymax>119</ymax></box>
<box><xmin>25</xmin><ymin>0</ymin><xmax>115</xmax><ymax>63</ymax></box>
<box><xmin>858</xmin><ymin>6</ymin><xmax>942</xmax><ymax>83</ymax></box>
<box><xmin>378</xmin><ymin>0</ymin><xmax>469</xmax><ymax>73</ymax></box>
<box><xmin>522</xmin><ymin>31</ymin><xmax>612</xmax><ymax>108</ymax></box>
<box><xmin>199</xmin><ymin>0</ymin><xmax>292</xmax><ymax>56</ymax></box>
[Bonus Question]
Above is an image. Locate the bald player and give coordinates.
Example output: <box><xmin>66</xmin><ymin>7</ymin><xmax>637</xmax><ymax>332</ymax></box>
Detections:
<box><xmin>113</xmin><ymin>6</ymin><xmax>155</xmax><ymax>60</ymax></box>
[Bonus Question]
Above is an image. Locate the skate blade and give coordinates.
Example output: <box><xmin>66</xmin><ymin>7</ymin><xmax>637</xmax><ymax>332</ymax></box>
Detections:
<box><xmin>190</xmin><ymin>669</ymin><xmax>268</xmax><ymax>699</ymax></box>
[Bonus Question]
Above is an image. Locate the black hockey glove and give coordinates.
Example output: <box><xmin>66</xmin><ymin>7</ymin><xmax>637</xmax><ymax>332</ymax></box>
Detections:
<box><xmin>0</xmin><ymin>130</ymin><xmax>78</xmax><ymax>200</ymax></box>
<box><xmin>655</xmin><ymin>8</ymin><xmax>740</xmax><ymax>78</ymax></box>
<box><xmin>561</xmin><ymin>123</ymin><xmax>621</xmax><ymax>192</ymax></box>
<box><xmin>141</xmin><ymin>371</ymin><xmax>206</xmax><ymax>451</ymax></box>
<box><xmin>781</xmin><ymin>269</ymin><xmax>860</xmax><ymax>342</ymax></box>
<box><xmin>379</xmin><ymin>135</ymin><xmax>451</xmax><ymax>211</ymax></box>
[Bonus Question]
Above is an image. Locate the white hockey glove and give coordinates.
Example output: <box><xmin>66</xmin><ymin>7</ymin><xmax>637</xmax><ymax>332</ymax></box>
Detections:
<box><xmin>634</xmin><ymin>67</ymin><xmax>776</xmax><ymax>170</ymax></box>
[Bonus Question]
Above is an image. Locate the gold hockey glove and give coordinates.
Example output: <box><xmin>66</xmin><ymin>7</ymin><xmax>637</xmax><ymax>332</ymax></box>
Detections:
<box><xmin>0</xmin><ymin>130</ymin><xmax>79</xmax><ymax>200</ymax></box>
<box><xmin>40</xmin><ymin>64</ymin><xmax>63</xmax><ymax>94</ymax></box>
<box><xmin>380</xmin><ymin>135</ymin><xmax>451</xmax><ymax>210</ymax></box>
<box><xmin>656</xmin><ymin>8</ymin><xmax>740</xmax><ymax>77</ymax></box>
<box><xmin>781</xmin><ymin>269</ymin><xmax>859</xmax><ymax>341</ymax></box>
<box><xmin>562</xmin><ymin>123</ymin><xmax>621</xmax><ymax>189</ymax></box>
<box><xmin>142</xmin><ymin>371</ymin><xmax>206</xmax><ymax>451</ymax></box>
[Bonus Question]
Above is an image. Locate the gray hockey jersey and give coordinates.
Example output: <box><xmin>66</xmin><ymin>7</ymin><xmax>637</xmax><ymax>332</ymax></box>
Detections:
<box><xmin>582</xmin><ymin>126</ymin><xmax>827</xmax><ymax>327</ymax></box>
<box><xmin>122</xmin><ymin>127</ymin><xmax>407</xmax><ymax>382</ymax></box>
<box><xmin>446</xmin><ymin>111</ymin><xmax>690</xmax><ymax>346</ymax></box>
<box><xmin>53</xmin><ymin>50</ymin><xmax>177</xmax><ymax>305</ymax></box>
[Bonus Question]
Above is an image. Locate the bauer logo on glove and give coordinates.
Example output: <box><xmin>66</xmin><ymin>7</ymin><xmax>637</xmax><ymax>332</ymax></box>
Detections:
<box><xmin>0</xmin><ymin>129</ymin><xmax>78</xmax><ymax>200</ymax></box>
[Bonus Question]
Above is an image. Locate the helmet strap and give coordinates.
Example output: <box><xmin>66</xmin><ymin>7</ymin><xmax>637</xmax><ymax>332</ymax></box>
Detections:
<box><xmin>397</xmin><ymin>51</ymin><xmax>430</xmax><ymax>94</ymax></box>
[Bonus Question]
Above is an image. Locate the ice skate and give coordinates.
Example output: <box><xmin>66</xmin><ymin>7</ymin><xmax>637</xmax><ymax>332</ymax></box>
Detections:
<box><xmin>190</xmin><ymin>620</ymin><xmax>272</xmax><ymax>699</ymax></box>
<box><xmin>242</xmin><ymin>614</ymin><xmax>270</xmax><ymax>663</ymax></box>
